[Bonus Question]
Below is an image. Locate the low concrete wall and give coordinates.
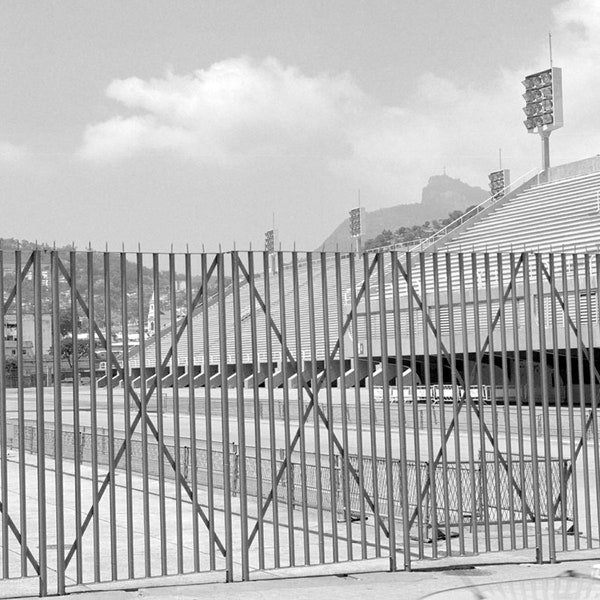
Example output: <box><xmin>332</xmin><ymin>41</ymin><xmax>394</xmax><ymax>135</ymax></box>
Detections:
<box><xmin>542</xmin><ymin>155</ymin><xmax>600</xmax><ymax>183</ymax></box>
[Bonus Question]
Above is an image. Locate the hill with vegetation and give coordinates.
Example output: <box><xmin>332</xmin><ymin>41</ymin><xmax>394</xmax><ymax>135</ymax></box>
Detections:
<box><xmin>363</xmin><ymin>206</ymin><xmax>475</xmax><ymax>250</ymax></box>
<box><xmin>319</xmin><ymin>174</ymin><xmax>488</xmax><ymax>251</ymax></box>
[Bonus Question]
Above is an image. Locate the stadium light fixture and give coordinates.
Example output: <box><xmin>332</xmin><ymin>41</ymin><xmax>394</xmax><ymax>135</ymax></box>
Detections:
<box><xmin>489</xmin><ymin>169</ymin><xmax>510</xmax><ymax>201</ymax></box>
<box><xmin>522</xmin><ymin>66</ymin><xmax>563</xmax><ymax>170</ymax></box>
<box><xmin>264</xmin><ymin>228</ymin><xmax>278</xmax><ymax>273</ymax></box>
<box><xmin>264</xmin><ymin>229</ymin><xmax>276</xmax><ymax>253</ymax></box>
<box><xmin>349</xmin><ymin>207</ymin><xmax>365</xmax><ymax>253</ymax></box>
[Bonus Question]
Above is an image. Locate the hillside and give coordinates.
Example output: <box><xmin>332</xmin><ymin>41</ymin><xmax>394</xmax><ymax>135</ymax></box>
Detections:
<box><xmin>319</xmin><ymin>174</ymin><xmax>488</xmax><ymax>251</ymax></box>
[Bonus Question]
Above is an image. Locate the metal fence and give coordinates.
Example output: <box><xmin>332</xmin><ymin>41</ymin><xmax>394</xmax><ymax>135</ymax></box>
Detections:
<box><xmin>0</xmin><ymin>249</ymin><xmax>599</xmax><ymax>596</ymax></box>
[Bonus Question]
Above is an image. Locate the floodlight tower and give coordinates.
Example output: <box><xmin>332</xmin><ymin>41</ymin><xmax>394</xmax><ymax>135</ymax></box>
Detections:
<box><xmin>349</xmin><ymin>207</ymin><xmax>365</xmax><ymax>253</ymax></box>
<box><xmin>265</xmin><ymin>228</ymin><xmax>278</xmax><ymax>274</ymax></box>
<box><xmin>522</xmin><ymin>67</ymin><xmax>564</xmax><ymax>171</ymax></box>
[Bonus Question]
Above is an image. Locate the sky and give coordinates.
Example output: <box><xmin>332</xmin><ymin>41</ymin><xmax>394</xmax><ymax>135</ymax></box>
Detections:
<box><xmin>0</xmin><ymin>0</ymin><xmax>597</xmax><ymax>252</ymax></box>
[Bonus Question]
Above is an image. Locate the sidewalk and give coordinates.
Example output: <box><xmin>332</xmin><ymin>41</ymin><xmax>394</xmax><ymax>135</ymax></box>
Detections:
<box><xmin>8</xmin><ymin>549</ymin><xmax>600</xmax><ymax>600</ymax></box>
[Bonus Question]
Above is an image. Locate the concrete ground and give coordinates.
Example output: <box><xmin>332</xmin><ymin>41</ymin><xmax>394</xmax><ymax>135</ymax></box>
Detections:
<box><xmin>2</xmin><ymin>386</ymin><xmax>600</xmax><ymax>598</ymax></box>
<box><xmin>3</xmin><ymin>549</ymin><xmax>600</xmax><ymax>599</ymax></box>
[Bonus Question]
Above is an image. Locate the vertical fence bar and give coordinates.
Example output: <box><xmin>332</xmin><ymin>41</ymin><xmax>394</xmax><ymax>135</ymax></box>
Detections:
<box><xmin>535</xmin><ymin>253</ymin><xmax>556</xmax><ymax>562</ymax></box>
<box><xmin>201</xmin><ymin>253</ymin><xmax>217</xmax><ymax>570</ymax></box>
<box><xmin>348</xmin><ymin>252</ymin><xmax>368</xmax><ymax>556</ymax></box>
<box><xmin>15</xmin><ymin>250</ymin><xmax>29</xmax><ymax>577</ymax></box>
<box><xmin>377</xmin><ymin>253</ymin><xmax>396</xmax><ymax>570</ymax></box>
<box><xmin>405</xmin><ymin>252</ymin><xmax>424</xmax><ymax>557</ymax></box>
<box><xmin>33</xmin><ymin>250</ymin><xmax>48</xmax><ymax>595</ymax></box>
<box><xmin>69</xmin><ymin>251</ymin><xmax>83</xmax><ymax>583</ymax></box>
<box><xmin>291</xmin><ymin>252</ymin><xmax>310</xmax><ymax>564</ymax></box>
<box><xmin>276</xmin><ymin>250</ymin><xmax>295</xmax><ymax>566</ymax></box>
<box><xmin>120</xmin><ymin>252</ymin><xmax>135</xmax><ymax>578</ymax></box>
<box><xmin>572</xmin><ymin>254</ymin><xmax>592</xmax><ymax>546</ymax></box>
<box><xmin>334</xmin><ymin>252</ymin><xmax>353</xmax><ymax>561</ymax></box>
<box><xmin>510</xmin><ymin>253</ymin><xmax>528</xmax><ymax>547</ymax></box>
<box><xmin>168</xmin><ymin>252</ymin><xmax>184</xmax><ymax>574</ymax></box>
<box><xmin>547</xmin><ymin>253</ymin><xmax>567</xmax><ymax>551</ymax></box>
<box><xmin>0</xmin><ymin>250</ymin><xmax>7</xmax><ymax>579</ymax></box>
<box><xmin>363</xmin><ymin>252</ymin><xmax>381</xmax><ymax>555</ymax></box>
<box><xmin>445</xmin><ymin>253</ymin><xmax>465</xmax><ymax>556</ymax></box>
<box><xmin>592</xmin><ymin>254</ymin><xmax>600</xmax><ymax>540</ymax></box>
<box><xmin>561</xmin><ymin>253</ymin><xmax>579</xmax><ymax>546</ymax></box>
<box><xmin>152</xmin><ymin>253</ymin><xmax>168</xmax><ymax>575</ymax></box>
<box><xmin>458</xmin><ymin>253</ymin><xmax>478</xmax><ymax>554</ymax></box>
<box><xmin>391</xmin><ymin>251</ymin><xmax>412</xmax><ymax>569</ymax></box>
<box><xmin>484</xmin><ymin>253</ymin><xmax>503</xmax><ymax>550</ymax></box>
<box><xmin>136</xmin><ymin>252</ymin><xmax>152</xmax><ymax>575</ymax></box>
<box><xmin>87</xmin><ymin>252</ymin><xmax>101</xmax><ymax>581</ymax></box>
<box><xmin>247</xmin><ymin>252</ymin><xmax>265</xmax><ymax>569</ymax></box>
<box><xmin>217</xmin><ymin>252</ymin><xmax>234</xmax><ymax>581</ymax></box>
<box><xmin>419</xmin><ymin>252</ymin><xmax>437</xmax><ymax>554</ymax></box>
<box><xmin>432</xmin><ymin>252</ymin><xmax>451</xmax><ymax>553</ymax></box>
<box><xmin>231</xmin><ymin>252</ymin><xmax>250</xmax><ymax>580</ymax></box>
<box><xmin>497</xmin><ymin>253</ymin><xmax>517</xmax><ymax>550</ymax></box>
<box><xmin>320</xmin><ymin>253</ymin><xmax>339</xmax><ymax>563</ymax></box>
<box><xmin>522</xmin><ymin>253</ymin><xmax>543</xmax><ymax>562</ymax></box>
<box><xmin>184</xmin><ymin>252</ymin><xmax>200</xmax><ymax>572</ymax></box>
<box><xmin>306</xmin><ymin>253</ymin><xmax>325</xmax><ymax>564</ymax></box>
<box><xmin>103</xmin><ymin>252</ymin><xmax>118</xmax><ymax>579</ymax></box>
<box><xmin>262</xmin><ymin>251</ymin><xmax>280</xmax><ymax>568</ymax></box>
<box><xmin>471</xmin><ymin>253</ymin><xmax>490</xmax><ymax>550</ymax></box>
<box><xmin>51</xmin><ymin>251</ymin><xmax>66</xmax><ymax>595</ymax></box>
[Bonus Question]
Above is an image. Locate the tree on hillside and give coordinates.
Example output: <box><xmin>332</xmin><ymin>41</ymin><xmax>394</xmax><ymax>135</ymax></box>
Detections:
<box><xmin>363</xmin><ymin>206</ymin><xmax>477</xmax><ymax>250</ymax></box>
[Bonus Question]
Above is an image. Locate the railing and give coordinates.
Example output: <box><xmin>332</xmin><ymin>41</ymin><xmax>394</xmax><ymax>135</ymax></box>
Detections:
<box><xmin>408</xmin><ymin>168</ymin><xmax>541</xmax><ymax>252</ymax></box>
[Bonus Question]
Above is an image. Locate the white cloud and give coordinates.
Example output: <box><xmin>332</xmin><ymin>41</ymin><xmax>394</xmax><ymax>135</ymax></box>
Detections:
<box><xmin>78</xmin><ymin>0</ymin><xmax>600</xmax><ymax>201</ymax></box>
<box><xmin>0</xmin><ymin>141</ymin><xmax>30</xmax><ymax>164</ymax></box>
<box><xmin>79</xmin><ymin>57</ymin><xmax>362</xmax><ymax>166</ymax></box>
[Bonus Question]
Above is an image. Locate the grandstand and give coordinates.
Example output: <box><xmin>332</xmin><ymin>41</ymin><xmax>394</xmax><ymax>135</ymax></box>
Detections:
<box><xmin>115</xmin><ymin>155</ymin><xmax>600</xmax><ymax>405</ymax></box>
<box><xmin>427</xmin><ymin>157</ymin><xmax>600</xmax><ymax>254</ymax></box>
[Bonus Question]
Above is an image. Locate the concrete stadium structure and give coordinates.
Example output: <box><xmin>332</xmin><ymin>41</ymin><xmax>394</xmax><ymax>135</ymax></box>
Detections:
<box><xmin>114</xmin><ymin>155</ymin><xmax>600</xmax><ymax>410</ymax></box>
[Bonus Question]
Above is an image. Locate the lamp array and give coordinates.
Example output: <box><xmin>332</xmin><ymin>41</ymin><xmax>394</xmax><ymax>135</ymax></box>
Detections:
<box><xmin>489</xmin><ymin>169</ymin><xmax>510</xmax><ymax>201</ymax></box>
<box><xmin>522</xmin><ymin>67</ymin><xmax>563</xmax><ymax>133</ymax></box>
<box><xmin>349</xmin><ymin>207</ymin><xmax>364</xmax><ymax>238</ymax></box>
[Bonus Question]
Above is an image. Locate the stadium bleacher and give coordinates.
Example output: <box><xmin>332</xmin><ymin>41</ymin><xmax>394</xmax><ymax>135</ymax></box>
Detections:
<box><xmin>118</xmin><ymin>156</ymin><xmax>600</xmax><ymax>394</ymax></box>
